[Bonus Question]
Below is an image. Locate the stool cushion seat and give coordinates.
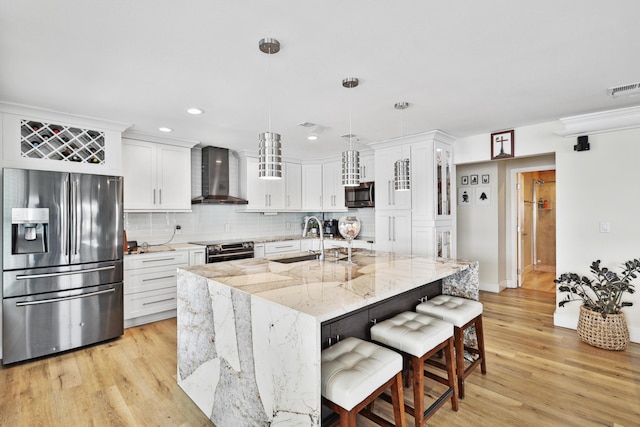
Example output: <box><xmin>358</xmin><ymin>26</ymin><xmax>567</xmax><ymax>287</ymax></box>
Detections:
<box><xmin>370</xmin><ymin>311</ymin><xmax>453</xmax><ymax>357</ymax></box>
<box><xmin>321</xmin><ymin>337</ymin><xmax>402</xmax><ymax>411</ymax></box>
<box><xmin>416</xmin><ymin>295</ymin><xmax>483</xmax><ymax>327</ymax></box>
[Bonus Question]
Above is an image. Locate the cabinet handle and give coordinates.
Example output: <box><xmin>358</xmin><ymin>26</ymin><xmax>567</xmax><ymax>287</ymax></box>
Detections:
<box><xmin>143</xmin><ymin>275</ymin><xmax>175</xmax><ymax>282</ymax></box>
<box><xmin>392</xmin><ymin>216</ymin><xmax>396</xmax><ymax>241</ymax></box>
<box><xmin>265</xmin><ymin>194</ymin><xmax>268</xmax><ymax>206</ymax></box>
<box><xmin>388</xmin><ymin>180</ymin><xmax>392</xmax><ymax>206</ymax></box>
<box><xmin>269</xmin><ymin>194</ymin><xmax>272</xmax><ymax>206</ymax></box>
<box><xmin>159</xmin><ymin>189</ymin><xmax>162</xmax><ymax>205</ymax></box>
<box><xmin>388</xmin><ymin>217</ymin><xmax>392</xmax><ymax>242</ymax></box>
<box><xmin>153</xmin><ymin>189</ymin><xmax>156</xmax><ymax>205</ymax></box>
<box><xmin>142</xmin><ymin>257</ymin><xmax>179</xmax><ymax>263</ymax></box>
<box><xmin>143</xmin><ymin>297</ymin><xmax>175</xmax><ymax>306</ymax></box>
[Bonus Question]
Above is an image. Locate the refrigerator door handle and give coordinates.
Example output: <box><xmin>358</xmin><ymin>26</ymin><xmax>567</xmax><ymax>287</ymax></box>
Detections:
<box><xmin>72</xmin><ymin>179</ymin><xmax>79</xmax><ymax>255</ymax></box>
<box><xmin>15</xmin><ymin>288</ymin><xmax>116</xmax><ymax>306</ymax></box>
<box><xmin>64</xmin><ymin>178</ymin><xmax>70</xmax><ymax>256</ymax></box>
<box><xmin>15</xmin><ymin>265</ymin><xmax>116</xmax><ymax>280</ymax></box>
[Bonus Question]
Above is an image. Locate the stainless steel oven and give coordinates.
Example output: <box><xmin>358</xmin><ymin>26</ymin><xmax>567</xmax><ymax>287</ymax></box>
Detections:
<box><xmin>188</xmin><ymin>241</ymin><xmax>255</xmax><ymax>263</ymax></box>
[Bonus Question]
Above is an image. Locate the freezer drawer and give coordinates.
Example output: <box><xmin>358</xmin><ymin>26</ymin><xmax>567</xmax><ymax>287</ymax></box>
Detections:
<box><xmin>2</xmin><ymin>283</ymin><xmax>123</xmax><ymax>365</ymax></box>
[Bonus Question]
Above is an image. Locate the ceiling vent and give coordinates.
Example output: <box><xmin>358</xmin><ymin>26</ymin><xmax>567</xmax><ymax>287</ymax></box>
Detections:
<box><xmin>608</xmin><ymin>82</ymin><xmax>640</xmax><ymax>98</ymax></box>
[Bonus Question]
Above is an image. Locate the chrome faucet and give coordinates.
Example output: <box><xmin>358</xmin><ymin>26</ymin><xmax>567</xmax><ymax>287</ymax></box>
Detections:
<box><xmin>302</xmin><ymin>216</ymin><xmax>324</xmax><ymax>261</ymax></box>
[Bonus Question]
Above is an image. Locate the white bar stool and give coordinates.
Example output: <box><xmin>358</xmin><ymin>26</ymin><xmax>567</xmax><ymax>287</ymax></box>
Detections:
<box><xmin>321</xmin><ymin>337</ymin><xmax>406</xmax><ymax>427</ymax></box>
<box><xmin>416</xmin><ymin>294</ymin><xmax>487</xmax><ymax>399</ymax></box>
<box><xmin>370</xmin><ymin>312</ymin><xmax>458</xmax><ymax>427</ymax></box>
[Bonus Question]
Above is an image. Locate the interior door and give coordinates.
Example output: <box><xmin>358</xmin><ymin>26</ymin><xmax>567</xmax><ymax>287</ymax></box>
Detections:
<box><xmin>71</xmin><ymin>173</ymin><xmax>123</xmax><ymax>264</ymax></box>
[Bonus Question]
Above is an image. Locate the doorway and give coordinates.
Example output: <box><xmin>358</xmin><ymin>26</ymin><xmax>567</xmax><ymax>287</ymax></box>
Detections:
<box><xmin>517</xmin><ymin>169</ymin><xmax>556</xmax><ymax>292</ymax></box>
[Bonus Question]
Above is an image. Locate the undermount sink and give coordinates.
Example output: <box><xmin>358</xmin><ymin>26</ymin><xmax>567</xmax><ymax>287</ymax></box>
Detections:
<box><xmin>271</xmin><ymin>254</ymin><xmax>320</xmax><ymax>264</ymax></box>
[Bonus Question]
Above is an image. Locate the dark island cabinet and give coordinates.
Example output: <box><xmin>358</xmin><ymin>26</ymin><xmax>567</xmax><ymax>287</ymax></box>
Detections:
<box><xmin>320</xmin><ymin>280</ymin><xmax>442</xmax><ymax>349</ymax></box>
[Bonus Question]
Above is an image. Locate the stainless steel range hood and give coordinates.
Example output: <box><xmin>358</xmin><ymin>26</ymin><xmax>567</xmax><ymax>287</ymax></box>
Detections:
<box><xmin>192</xmin><ymin>146</ymin><xmax>248</xmax><ymax>205</ymax></box>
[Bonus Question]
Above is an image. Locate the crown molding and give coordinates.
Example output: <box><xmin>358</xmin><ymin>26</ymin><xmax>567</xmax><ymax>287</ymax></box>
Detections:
<box><xmin>556</xmin><ymin>105</ymin><xmax>640</xmax><ymax>137</ymax></box>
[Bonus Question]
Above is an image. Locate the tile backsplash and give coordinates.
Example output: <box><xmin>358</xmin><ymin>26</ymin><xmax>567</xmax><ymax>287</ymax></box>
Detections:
<box><xmin>124</xmin><ymin>206</ymin><xmax>375</xmax><ymax>245</ymax></box>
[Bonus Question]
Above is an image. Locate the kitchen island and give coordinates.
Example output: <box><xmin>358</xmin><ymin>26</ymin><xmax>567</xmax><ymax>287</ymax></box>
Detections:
<box><xmin>176</xmin><ymin>251</ymin><xmax>478</xmax><ymax>426</ymax></box>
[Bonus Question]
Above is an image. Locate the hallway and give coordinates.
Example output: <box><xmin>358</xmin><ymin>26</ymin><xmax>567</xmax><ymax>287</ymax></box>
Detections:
<box><xmin>521</xmin><ymin>269</ymin><xmax>556</xmax><ymax>293</ymax></box>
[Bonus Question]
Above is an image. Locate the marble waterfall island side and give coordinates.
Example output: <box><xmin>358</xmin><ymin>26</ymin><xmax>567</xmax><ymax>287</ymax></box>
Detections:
<box><xmin>176</xmin><ymin>253</ymin><xmax>475</xmax><ymax>426</ymax></box>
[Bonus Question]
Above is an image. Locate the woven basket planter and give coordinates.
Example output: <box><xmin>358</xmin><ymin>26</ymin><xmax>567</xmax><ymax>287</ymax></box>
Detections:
<box><xmin>577</xmin><ymin>305</ymin><xmax>629</xmax><ymax>351</ymax></box>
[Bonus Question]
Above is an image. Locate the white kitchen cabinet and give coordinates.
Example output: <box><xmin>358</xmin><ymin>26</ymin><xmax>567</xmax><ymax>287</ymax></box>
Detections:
<box><xmin>375</xmin><ymin>210</ymin><xmax>412</xmax><ymax>255</ymax></box>
<box><xmin>123</xmin><ymin>250</ymin><xmax>189</xmax><ymax>327</ymax></box>
<box><xmin>254</xmin><ymin>243</ymin><xmax>266</xmax><ymax>258</ymax></box>
<box><xmin>284</xmin><ymin>162</ymin><xmax>302</xmax><ymax>210</ymax></box>
<box><xmin>1</xmin><ymin>106</ymin><xmax>128</xmax><ymax>175</ymax></box>
<box><xmin>374</xmin><ymin>145</ymin><xmax>412</xmax><ymax>210</ymax></box>
<box><xmin>264</xmin><ymin>240</ymin><xmax>301</xmax><ymax>255</ymax></box>
<box><xmin>122</xmin><ymin>138</ymin><xmax>193</xmax><ymax>211</ymax></box>
<box><xmin>359</xmin><ymin>153</ymin><xmax>375</xmax><ymax>182</ymax></box>
<box><xmin>411</xmin><ymin>138</ymin><xmax>455</xmax><ymax>222</ymax></box>
<box><xmin>188</xmin><ymin>248</ymin><xmax>206</xmax><ymax>266</ymax></box>
<box><xmin>302</xmin><ymin>163</ymin><xmax>323</xmax><ymax>211</ymax></box>
<box><xmin>322</xmin><ymin>160</ymin><xmax>347</xmax><ymax>211</ymax></box>
<box><xmin>240</xmin><ymin>156</ymin><xmax>284</xmax><ymax>211</ymax></box>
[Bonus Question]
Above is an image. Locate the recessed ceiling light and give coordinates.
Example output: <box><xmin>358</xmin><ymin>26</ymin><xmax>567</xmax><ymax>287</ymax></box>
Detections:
<box><xmin>307</xmin><ymin>135</ymin><xmax>318</xmax><ymax>141</ymax></box>
<box><xmin>187</xmin><ymin>107</ymin><xmax>204</xmax><ymax>115</ymax></box>
<box><xmin>159</xmin><ymin>127</ymin><xmax>173</xmax><ymax>133</ymax></box>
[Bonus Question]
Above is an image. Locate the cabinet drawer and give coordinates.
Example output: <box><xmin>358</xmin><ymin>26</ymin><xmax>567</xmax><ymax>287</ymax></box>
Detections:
<box><xmin>124</xmin><ymin>267</ymin><xmax>179</xmax><ymax>295</ymax></box>
<box><xmin>264</xmin><ymin>240</ymin><xmax>301</xmax><ymax>255</ymax></box>
<box><xmin>124</xmin><ymin>251</ymin><xmax>188</xmax><ymax>270</ymax></box>
<box><xmin>124</xmin><ymin>287</ymin><xmax>176</xmax><ymax>320</ymax></box>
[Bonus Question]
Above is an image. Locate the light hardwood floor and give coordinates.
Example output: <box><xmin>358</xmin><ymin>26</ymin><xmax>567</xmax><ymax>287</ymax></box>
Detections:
<box><xmin>1</xmin><ymin>289</ymin><xmax>638</xmax><ymax>426</ymax></box>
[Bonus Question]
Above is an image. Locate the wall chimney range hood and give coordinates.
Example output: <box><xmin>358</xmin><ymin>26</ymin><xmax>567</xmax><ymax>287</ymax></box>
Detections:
<box><xmin>192</xmin><ymin>146</ymin><xmax>248</xmax><ymax>205</ymax></box>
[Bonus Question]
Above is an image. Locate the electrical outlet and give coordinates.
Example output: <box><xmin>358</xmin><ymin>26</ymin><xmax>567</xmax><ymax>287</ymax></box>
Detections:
<box><xmin>286</xmin><ymin>222</ymin><xmax>291</xmax><ymax>230</ymax></box>
<box><xmin>175</xmin><ymin>225</ymin><xmax>181</xmax><ymax>235</ymax></box>
<box><xmin>225</xmin><ymin>224</ymin><xmax>230</xmax><ymax>232</ymax></box>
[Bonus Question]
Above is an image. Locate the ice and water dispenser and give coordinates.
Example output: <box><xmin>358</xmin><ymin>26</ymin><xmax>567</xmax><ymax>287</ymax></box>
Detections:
<box><xmin>11</xmin><ymin>207</ymin><xmax>49</xmax><ymax>254</ymax></box>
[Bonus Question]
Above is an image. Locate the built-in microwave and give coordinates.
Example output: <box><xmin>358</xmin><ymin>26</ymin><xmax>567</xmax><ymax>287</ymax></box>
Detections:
<box><xmin>345</xmin><ymin>181</ymin><xmax>375</xmax><ymax>208</ymax></box>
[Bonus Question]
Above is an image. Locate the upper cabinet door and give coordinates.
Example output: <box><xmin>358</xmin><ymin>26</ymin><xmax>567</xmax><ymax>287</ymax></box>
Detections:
<box><xmin>435</xmin><ymin>141</ymin><xmax>453</xmax><ymax>219</ymax></box>
<box><xmin>374</xmin><ymin>145</ymin><xmax>411</xmax><ymax>210</ymax></box>
<box><xmin>301</xmin><ymin>164</ymin><xmax>323</xmax><ymax>211</ymax></box>
<box><xmin>156</xmin><ymin>144</ymin><xmax>191</xmax><ymax>211</ymax></box>
<box><xmin>322</xmin><ymin>161</ymin><xmax>346</xmax><ymax>211</ymax></box>
<box><xmin>122</xmin><ymin>139</ymin><xmax>156</xmax><ymax>210</ymax></box>
<box><xmin>284</xmin><ymin>162</ymin><xmax>302</xmax><ymax>210</ymax></box>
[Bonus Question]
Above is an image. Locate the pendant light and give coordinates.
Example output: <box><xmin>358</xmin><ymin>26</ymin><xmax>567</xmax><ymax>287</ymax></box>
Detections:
<box><xmin>341</xmin><ymin>77</ymin><xmax>360</xmax><ymax>187</ymax></box>
<box><xmin>258</xmin><ymin>38</ymin><xmax>282</xmax><ymax>180</ymax></box>
<box><xmin>394</xmin><ymin>102</ymin><xmax>410</xmax><ymax>191</ymax></box>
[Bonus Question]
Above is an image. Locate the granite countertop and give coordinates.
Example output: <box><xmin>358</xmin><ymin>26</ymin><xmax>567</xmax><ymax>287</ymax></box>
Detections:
<box><xmin>181</xmin><ymin>252</ymin><xmax>470</xmax><ymax>322</ymax></box>
<box><xmin>125</xmin><ymin>242</ymin><xmax>205</xmax><ymax>255</ymax></box>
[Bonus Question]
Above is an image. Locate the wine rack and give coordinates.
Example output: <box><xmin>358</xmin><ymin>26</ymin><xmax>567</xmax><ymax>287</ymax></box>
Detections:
<box><xmin>20</xmin><ymin>120</ymin><xmax>105</xmax><ymax>164</ymax></box>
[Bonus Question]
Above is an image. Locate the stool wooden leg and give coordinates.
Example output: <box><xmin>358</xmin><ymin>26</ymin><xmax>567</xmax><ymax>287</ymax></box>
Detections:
<box><xmin>412</xmin><ymin>355</ymin><xmax>424</xmax><ymax>427</ymax></box>
<box><xmin>454</xmin><ymin>327</ymin><xmax>466</xmax><ymax>399</ymax></box>
<box><xmin>476</xmin><ymin>316</ymin><xmax>487</xmax><ymax>374</ymax></box>
<box><xmin>443</xmin><ymin>337</ymin><xmax>459</xmax><ymax>411</ymax></box>
<box><xmin>391</xmin><ymin>371</ymin><xmax>407</xmax><ymax>427</ymax></box>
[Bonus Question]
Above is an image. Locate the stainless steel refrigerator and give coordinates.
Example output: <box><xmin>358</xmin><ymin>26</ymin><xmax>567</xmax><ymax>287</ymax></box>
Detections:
<box><xmin>2</xmin><ymin>168</ymin><xmax>124</xmax><ymax>364</ymax></box>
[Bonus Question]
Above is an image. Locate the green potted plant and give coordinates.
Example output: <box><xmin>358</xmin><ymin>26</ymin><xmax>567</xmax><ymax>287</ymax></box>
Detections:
<box><xmin>555</xmin><ymin>259</ymin><xmax>638</xmax><ymax>350</ymax></box>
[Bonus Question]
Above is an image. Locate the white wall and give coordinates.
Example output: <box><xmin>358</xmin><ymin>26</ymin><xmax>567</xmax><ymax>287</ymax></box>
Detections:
<box><xmin>554</xmin><ymin>128</ymin><xmax>640</xmax><ymax>342</ymax></box>
<box><xmin>454</xmin><ymin>119</ymin><xmax>640</xmax><ymax>343</ymax></box>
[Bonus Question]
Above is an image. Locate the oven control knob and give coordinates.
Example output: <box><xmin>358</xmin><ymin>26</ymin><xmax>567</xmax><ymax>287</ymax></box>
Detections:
<box><xmin>211</xmin><ymin>244</ymin><xmax>223</xmax><ymax>253</ymax></box>
<box><xmin>243</xmin><ymin>242</ymin><xmax>254</xmax><ymax>250</ymax></box>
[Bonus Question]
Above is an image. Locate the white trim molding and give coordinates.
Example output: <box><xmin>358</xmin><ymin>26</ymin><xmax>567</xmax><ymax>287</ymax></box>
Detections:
<box><xmin>556</xmin><ymin>105</ymin><xmax>640</xmax><ymax>137</ymax></box>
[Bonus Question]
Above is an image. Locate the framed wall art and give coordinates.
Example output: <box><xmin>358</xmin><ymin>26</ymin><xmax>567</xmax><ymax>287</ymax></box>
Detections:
<box><xmin>470</xmin><ymin>174</ymin><xmax>478</xmax><ymax>185</ymax></box>
<box><xmin>491</xmin><ymin>129</ymin><xmax>514</xmax><ymax>160</ymax></box>
<box><xmin>482</xmin><ymin>174</ymin><xmax>490</xmax><ymax>184</ymax></box>
<box><xmin>461</xmin><ymin>176</ymin><xmax>469</xmax><ymax>185</ymax></box>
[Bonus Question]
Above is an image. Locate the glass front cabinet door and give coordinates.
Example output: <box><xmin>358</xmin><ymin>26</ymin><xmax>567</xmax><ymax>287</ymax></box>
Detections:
<box><xmin>436</xmin><ymin>141</ymin><xmax>452</xmax><ymax>219</ymax></box>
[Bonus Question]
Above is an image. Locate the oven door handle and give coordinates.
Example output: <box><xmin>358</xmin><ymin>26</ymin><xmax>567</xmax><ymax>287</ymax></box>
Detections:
<box><xmin>15</xmin><ymin>265</ymin><xmax>116</xmax><ymax>280</ymax></box>
<box><xmin>15</xmin><ymin>288</ymin><xmax>116</xmax><ymax>307</ymax></box>
<box><xmin>208</xmin><ymin>250</ymin><xmax>254</xmax><ymax>259</ymax></box>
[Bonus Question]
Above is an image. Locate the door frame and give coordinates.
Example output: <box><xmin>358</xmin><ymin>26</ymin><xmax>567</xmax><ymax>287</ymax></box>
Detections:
<box><xmin>509</xmin><ymin>164</ymin><xmax>555</xmax><ymax>288</ymax></box>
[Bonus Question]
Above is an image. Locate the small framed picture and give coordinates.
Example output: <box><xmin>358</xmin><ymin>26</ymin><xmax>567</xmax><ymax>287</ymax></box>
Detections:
<box><xmin>470</xmin><ymin>174</ymin><xmax>478</xmax><ymax>185</ymax></box>
<box><xmin>461</xmin><ymin>176</ymin><xmax>469</xmax><ymax>185</ymax></box>
<box><xmin>491</xmin><ymin>130</ymin><xmax>514</xmax><ymax>160</ymax></box>
<box><xmin>482</xmin><ymin>174</ymin><xmax>490</xmax><ymax>184</ymax></box>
